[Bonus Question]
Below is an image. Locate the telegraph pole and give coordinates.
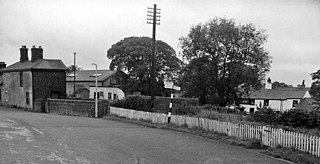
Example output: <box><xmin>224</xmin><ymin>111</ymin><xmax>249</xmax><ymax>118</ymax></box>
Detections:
<box><xmin>147</xmin><ymin>4</ymin><xmax>160</xmax><ymax>107</ymax></box>
<box><xmin>73</xmin><ymin>52</ymin><xmax>76</xmax><ymax>97</ymax></box>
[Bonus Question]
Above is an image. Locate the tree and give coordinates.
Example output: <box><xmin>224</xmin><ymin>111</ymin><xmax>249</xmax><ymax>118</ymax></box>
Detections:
<box><xmin>67</xmin><ymin>65</ymin><xmax>82</xmax><ymax>74</ymax></box>
<box><xmin>107</xmin><ymin>36</ymin><xmax>182</xmax><ymax>96</ymax></box>
<box><xmin>310</xmin><ymin>69</ymin><xmax>320</xmax><ymax>100</ymax></box>
<box><xmin>180</xmin><ymin>17</ymin><xmax>271</xmax><ymax>106</ymax></box>
<box><xmin>272</xmin><ymin>81</ymin><xmax>293</xmax><ymax>88</ymax></box>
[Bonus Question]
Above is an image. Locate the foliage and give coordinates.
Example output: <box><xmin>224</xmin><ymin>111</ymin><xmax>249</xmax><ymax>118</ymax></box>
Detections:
<box><xmin>248</xmin><ymin>107</ymin><xmax>280</xmax><ymax>125</ymax></box>
<box><xmin>111</xmin><ymin>96</ymin><xmax>153</xmax><ymax>112</ymax></box>
<box><xmin>248</xmin><ymin>107</ymin><xmax>320</xmax><ymax>129</ymax></box>
<box><xmin>67</xmin><ymin>65</ymin><xmax>82</xmax><ymax>74</ymax></box>
<box><xmin>310</xmin><ymin>69</ymin><xmax>320</xmax><ymax>101</ymax></box>
<box><xmin>272</xmin><ymin>81</ymin><xmax>293</xmax><ymax>88</ymax></box>
<box><xmin>107</xmin><ymin>37</ymin><xmax>183</xmax><ymax>96</ymax></box>
<box><xmin>278</xmin><ymin>109</ymin><xmax>309</xmax><ymax>128</ymax></box>
<box><xmin>180</xmin><ymin>17</ymin><xmax>271</xmax><ymax>106</ymax></box>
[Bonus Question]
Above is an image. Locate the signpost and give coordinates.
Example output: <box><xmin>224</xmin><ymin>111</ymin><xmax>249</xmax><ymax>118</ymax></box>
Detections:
<box><xmin>164</xmin><ymin>81</ymin><xmax>180</xmax><ymax>123</ymax></box>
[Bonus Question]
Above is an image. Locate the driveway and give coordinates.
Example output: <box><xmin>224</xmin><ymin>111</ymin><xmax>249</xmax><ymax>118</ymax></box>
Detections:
<box><xmin>0</xmin><ymin>106</ymin><xmax>290</xmax><ymax>164</ymax></box>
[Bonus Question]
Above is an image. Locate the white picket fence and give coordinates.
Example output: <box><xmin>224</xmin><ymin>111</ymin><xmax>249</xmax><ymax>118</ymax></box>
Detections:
<box><xmin>110</xmin><ymin>107</ymin><xmax>320</xmax><ymax>157</ymax></box>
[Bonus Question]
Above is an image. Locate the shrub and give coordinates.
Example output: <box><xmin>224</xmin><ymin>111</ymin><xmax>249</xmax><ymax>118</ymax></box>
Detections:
<box><xmin>247</xmin><ymin>107</ymin><xmax>280</xmax><ymax>125</ymax></box>
<box><xmin>278</xmin><ymin>109</ymin><xmax>309</xmax><ymax>128</ymax></box>
<box><xmin>111</xmin><ymin>96</ymin><xmax>153</xmax><ymax>112</ymax></box>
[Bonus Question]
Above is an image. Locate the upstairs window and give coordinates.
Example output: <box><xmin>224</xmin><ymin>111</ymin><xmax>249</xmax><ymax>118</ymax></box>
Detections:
<box><xmin>264</xmin><ymin>99</ymin><xmax>269</xmax><ymax>106</ymax></box>
<box><xmin>292</xmin><ymin>100</ymin><xmax>299</xmax><ymax>107</ymax></box>
<box><xmin>20</xmin><ymin>72</ymin><xmax>23</xmax><ymax>87</ymax></box>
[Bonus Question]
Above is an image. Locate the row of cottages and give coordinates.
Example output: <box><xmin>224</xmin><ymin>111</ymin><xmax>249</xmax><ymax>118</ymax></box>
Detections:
<box><xmin>0</xmin><ymin>46</ymin><xmax>68</xmax><ymax>112</ymax></box>
<box><xmin>66</xmin><ymin>69</ymin><xmax>128</xmax><ymax>100</ymax></box>
<box><xmin>240</xmin><ymin>78</ymin><xmax>311</xmax><ymax>113</ymax></box>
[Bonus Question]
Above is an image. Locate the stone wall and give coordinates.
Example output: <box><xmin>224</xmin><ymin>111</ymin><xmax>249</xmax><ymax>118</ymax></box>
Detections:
<box><xmin>46</xmin><ymin>98</ymin><xmax>109</xmax><ymax>117</ymax></box>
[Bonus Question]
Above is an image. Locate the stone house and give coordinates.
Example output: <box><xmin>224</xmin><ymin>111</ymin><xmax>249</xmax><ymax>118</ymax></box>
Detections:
<box><xmin>0</xmin><ymin>45</ymin><xmax>68</xmax><ymax>112</ymax></box>
<box><xmin>240</xmin><ymin>78</ymin><xmax>311</xmax><ymax>113</ymax></box>
<box><xmin>66</xmin><ymin>69</ymin><xmax>128</xmax><ymax>99</ymax></box>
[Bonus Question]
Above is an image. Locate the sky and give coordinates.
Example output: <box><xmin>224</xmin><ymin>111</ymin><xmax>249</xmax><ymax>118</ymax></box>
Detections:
<box><xmin>0</xmin><ymin>0</ymin><xmax>319</xmax><ymax>87</ymax></box>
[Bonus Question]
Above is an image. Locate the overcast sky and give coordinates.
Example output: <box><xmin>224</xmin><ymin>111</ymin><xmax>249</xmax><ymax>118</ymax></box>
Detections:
<box><xmin>1</xmin><ymin>0</ymin><xmax>319</xmax><ymax>87</ymax></box>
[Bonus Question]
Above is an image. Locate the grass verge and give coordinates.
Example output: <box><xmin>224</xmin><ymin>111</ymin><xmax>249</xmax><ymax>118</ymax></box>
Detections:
<box><xmin>103</xmin><ymin>115</ymin><xmax>320</xmax><ymax>164</ymax></box>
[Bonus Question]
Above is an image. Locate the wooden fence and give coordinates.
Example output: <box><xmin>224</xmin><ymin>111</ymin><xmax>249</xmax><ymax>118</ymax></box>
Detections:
<box><xmin>110</xmin><ymin>107</ymin><xmax>320</xmax><ymax>157</ymax></box>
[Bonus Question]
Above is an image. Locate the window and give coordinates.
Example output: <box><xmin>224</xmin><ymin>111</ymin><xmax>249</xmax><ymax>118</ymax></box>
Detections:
<box><xmin>108</xmin><ymin>92</ymin><xmax>112</xmax><ymax>100</ymax></box>
<box><xmin>20</xmin><ymin>72</ymin><xmax>23</xmax><ymax>87</ymax></box>
<box><xmin>90</xmin><ymin>74</ymin><xmax>102</xmax><ymax>77</ymax></box>
<box><xmin>249</xmin><ymin>99</ymin><xmax>255</xmax><ymax>105</ymax></box>
<box><xmin>26</xmin><ymin>92</ymin><xmax>30</xmax><ymax>105</ymax></box>
<box><xmin>113</xmin><ymin>94</ymin><xmax>117</xmax><ymax>100</ymax></box>
<box><xmin>250</xmin><ymin>108</ymin><xmax>255</xmax><ymax>113</ymax></box>
<box><xmin>94</xmin><ymin>92</ymin><xmax>100</xmax><ymax>99</ymax></box>
<box><xmin>99</xmin><ymin>91</ymin><xmax>104</xmax><ymax>98</ymax></box>
<box><xmin>264</xmin><ymin>99</ymin><xmax>269</xmax><ymax>106</ymax></box>
<box><xmin>292</xmin><ymin>100</ymin><xmax>298</xmax><ymax>107</ymax></box>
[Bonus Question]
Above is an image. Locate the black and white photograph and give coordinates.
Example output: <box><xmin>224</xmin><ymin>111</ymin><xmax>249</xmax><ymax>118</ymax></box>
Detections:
<box><xmin>0</xmin><ymin>0</ymin><xmax>320</xmax><ymax>163</ymax></box>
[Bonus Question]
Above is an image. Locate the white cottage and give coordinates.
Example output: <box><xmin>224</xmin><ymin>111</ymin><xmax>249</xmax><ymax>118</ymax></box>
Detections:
<box><xmin>240</xmin><ymin>79</ymin><xmax>311</xmax><ymax>113</ymax></box>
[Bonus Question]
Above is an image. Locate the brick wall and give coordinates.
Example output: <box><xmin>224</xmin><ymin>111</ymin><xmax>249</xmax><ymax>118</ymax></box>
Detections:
<box><xmin>46</xmin><ymin>98</ymin><xmax>109</xmax><ymax>117</ymax></box>
<box><xmin>33</xmin><ymin>71</ymin><xmax>66</xmax><ymax>100</ymax></box>
<box><xmin>33</xmin><ymin>70</ymin><xmax>66</xmax><ymax>112</ymax></box>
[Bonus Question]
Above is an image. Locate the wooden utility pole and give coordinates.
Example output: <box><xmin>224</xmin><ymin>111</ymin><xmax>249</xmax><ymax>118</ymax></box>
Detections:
<box><xmin>147</xmin><ymin>4</ymin><xmax>160</xmax><ymax>107</ymax></box>
<box><xmin>73</xmin><ymin>52</ymin><xmax>76</xmax><ymax>97</ymax></box>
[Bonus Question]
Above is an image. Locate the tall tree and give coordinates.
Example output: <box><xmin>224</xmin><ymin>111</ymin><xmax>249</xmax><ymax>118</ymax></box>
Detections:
<box><xmin>107</xmin><ymin>36</ymin><xmax>182</xmax><ymax>95</ymax></box>
<box><xmin>180</xmin><ymin>17</ymin><xmax>271</xmax><ymax>106</ymax></box>
<box><xmin>310</xmin><ymin>69</ymin><xmax>320</xmax><ymax>100</ymax></box>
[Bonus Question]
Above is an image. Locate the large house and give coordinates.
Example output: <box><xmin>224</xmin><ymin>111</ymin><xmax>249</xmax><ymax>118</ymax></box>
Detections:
<box><xmin>66</xmin><ymin>69</ymin><xmax>128</xmax><ymax>99</ymax></box>
<box><xmin>240</xmin><ymin>78</ymin><xmax>311</xmax><ymax>113</ymax></box>
<box><xmin>0</xmin><ymin>45</ymin><xmax>68</xmax><ymax>112</ymax></box>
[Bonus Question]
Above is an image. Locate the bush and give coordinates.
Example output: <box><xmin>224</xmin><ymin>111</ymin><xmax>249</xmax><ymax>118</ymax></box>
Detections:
<box><xmin>247</xmin><ymin>107</ymin><xmax>280</xmax><ymax>125</ymax></box>
<box><xmin>111</xmin><ymin>96</ymin><xmax>153</xmax><ymax>112</ymax></box>
<box><xmin>278</xmin><ymin>109</ymin><xmax>309</xmax><ymax>128</ymax></box>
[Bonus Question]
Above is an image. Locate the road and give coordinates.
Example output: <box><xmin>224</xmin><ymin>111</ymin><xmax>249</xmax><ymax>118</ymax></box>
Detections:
<box><xmin>0</xmin><ymin>106</ymin><xmax>291</xmax><ymax>164</ymax></box>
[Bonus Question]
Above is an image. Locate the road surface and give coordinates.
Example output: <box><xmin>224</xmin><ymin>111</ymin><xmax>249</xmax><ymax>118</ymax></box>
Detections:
<box><xmin>0</xmin><ymin>106</ymin><xmax>290</xmax><ymax>164</ymax></box>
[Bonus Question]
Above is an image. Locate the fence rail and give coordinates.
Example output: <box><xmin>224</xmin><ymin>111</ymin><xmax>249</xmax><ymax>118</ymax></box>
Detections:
<box><xmin>110</xmin><ymin>107</ymin><xmax>320</xmax><ymax>157</ymax></box>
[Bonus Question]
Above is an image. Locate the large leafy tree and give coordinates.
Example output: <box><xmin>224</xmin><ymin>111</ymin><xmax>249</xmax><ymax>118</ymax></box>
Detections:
<box><xmin>107</xmin><ymin>36</ymin><xmax>182</xmax><ymax>95</ymax></box>
<box><xmin>310</xmin><ymin>69</ymin><xmax>320</xmax><ymax>100</ymax></box>
<box><xmin>180</xmin><ymin>17</ymin><xmax>271</xmax><ymax>106</ymax></box>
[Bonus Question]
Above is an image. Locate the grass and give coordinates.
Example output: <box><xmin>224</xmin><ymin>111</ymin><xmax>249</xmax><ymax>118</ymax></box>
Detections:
<box><xmin>103</xmin><ymin>114</ymin><xmax>320</xmax><ymax>164</ymax></box>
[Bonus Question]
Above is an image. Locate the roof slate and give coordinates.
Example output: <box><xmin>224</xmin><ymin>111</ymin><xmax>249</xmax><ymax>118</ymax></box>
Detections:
<box><xmin>246</xmin><ymin>88</ymin><xmax>310</xmax><ymax>100</ymax></box>
<box><xmin>66</xmin><ymin>70</ymin><xmax>117</xmax><ymax>82</ymax></box>
<box><xmin>0</xmin><ymin>59</ymin><xmax>68</xmax><ymax>72</ymax></box>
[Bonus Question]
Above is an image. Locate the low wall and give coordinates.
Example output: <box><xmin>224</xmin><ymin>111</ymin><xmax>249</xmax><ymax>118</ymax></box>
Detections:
<box><xmin>46</xmin><ymin>98</ymin><xmax>109</xmax><ymax>117</ymax></box>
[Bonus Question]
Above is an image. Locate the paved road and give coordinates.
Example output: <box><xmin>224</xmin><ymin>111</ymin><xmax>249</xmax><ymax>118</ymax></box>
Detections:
<box><xmin>0</xmin><ymin>107</ymin><xmax>291</xmax><ymax>164</ymax></box>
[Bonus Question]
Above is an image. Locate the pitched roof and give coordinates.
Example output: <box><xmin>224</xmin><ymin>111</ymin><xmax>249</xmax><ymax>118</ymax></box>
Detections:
<box><xmin>66</xmin><ymin>69</ymin><xmax>117</xmax><ymax>82</ymax></box>
<box><xmin>0</xmin><ymin>59</ymin><xmax>68</xmax><ymax>72</ymax></box>
<box><xmin>296</xmin><ymin>98</ymin><xmax>319</xmax><ymax>112</ymax></box>
<box><xmin>245</xmin><ymin>87</ymin><xmax>310</xmax><ymax>100</ymax></box>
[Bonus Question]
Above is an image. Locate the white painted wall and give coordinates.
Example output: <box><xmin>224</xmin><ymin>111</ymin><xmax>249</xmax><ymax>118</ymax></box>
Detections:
<box><xmin>89</xmin><ymin>87</ymin><xmax>125</xmax><ymax>100</ymax></box>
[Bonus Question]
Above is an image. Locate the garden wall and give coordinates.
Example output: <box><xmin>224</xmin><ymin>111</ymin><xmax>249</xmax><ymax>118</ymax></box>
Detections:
<box><xmin>46</xmin><ymin>98</ymin><xmax>109</xmax><ymax>117</ymax></box>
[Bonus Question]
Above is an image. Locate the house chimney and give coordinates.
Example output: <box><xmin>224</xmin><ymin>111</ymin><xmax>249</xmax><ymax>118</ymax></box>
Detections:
<box><xmin>265</xmin><ymin>77</ymin><xmax>272</xmax><ymax>89</ymax></box>
<box><xmin>20</xmin><ymin>45</ymin><xmax>28</xmax><ymax>62</ymax></box>
<box><xmin>298</xmin><ymin>80</ymin><xmax>306</xmax><ymax>88</ymax></box>
<box><xmin>31</xmin><ymin>45</ymin><xmax>43</xmax><ymax>62</ymax></box>
<box><xmin>0</xmin><ymin>62</ymin><xmax>6</xmax><ymax>69</ymax></box>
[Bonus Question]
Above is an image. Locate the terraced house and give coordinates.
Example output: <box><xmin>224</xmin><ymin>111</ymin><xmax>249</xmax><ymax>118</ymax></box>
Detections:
<box><xmin>0</xmin><ymin>45</ymin><xmax>68</xmax><ymax>112</ymax></box>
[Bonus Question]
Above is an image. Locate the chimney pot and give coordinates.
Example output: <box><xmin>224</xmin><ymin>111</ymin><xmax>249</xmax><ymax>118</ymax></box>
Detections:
<box><xmin>0</xmin><ymin>61</ymin><xmax>6</xmax><ymax>69</ymax></box>
<box><xmin>20</xmin><ymin>45</ymin><xmax>29</xmax><ymax>62</ymax></box>
<box><xmin>31</xmin><ymin>45</ymin><xmax>43</xmax><ymax>62</ymax></box>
